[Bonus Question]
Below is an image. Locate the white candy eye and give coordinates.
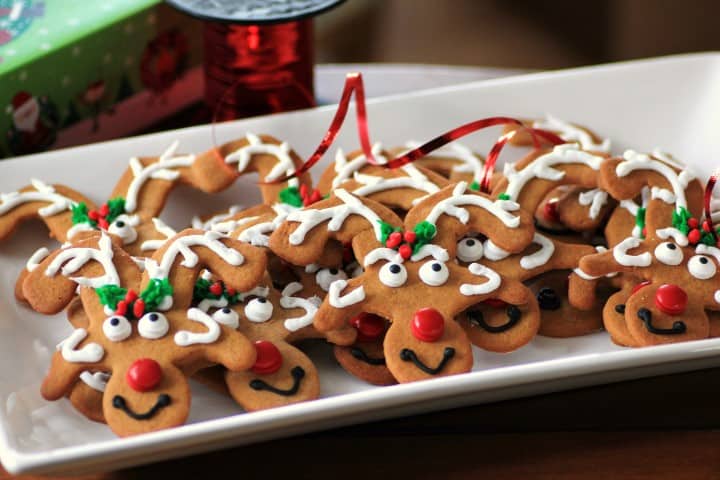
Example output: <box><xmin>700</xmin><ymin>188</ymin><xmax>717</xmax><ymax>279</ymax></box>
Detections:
<box><xmin>212</xmin><ymin>307</ymin><xmax>239</xmax><ymax>328</ymax></box>
<box><xmin>457</xmin><ymin>237</ymin><xmax>483</xmax><ymax>262</ymax></box>
<box><xmin>137</xmin><ymin>312</ymin><xmax>169</xmax><ymax>339</ymax></box>
<box><xmin>688</xmin><ymin>255</ymin><xmax>716</xmax><ymax>279</ymax></box>
<box><xmin>108</xmin><ymin>214</ymin><xmax>138</xmax><ymax>244</ymax></box>
<box><xmin>654</xmin><ymin>242</ymin><xmax>683</xmax><ymax>266</ymax></box>
<box><xmin>245</xmin><ymin>297</ymin><xmax>273</xmax><ymax>323</ymax></box>
<box><xmin>379</xmin><ymin>262</ymin><xmax>407</xmax><ymax>288</ymax></box>
<box><xmin>418</xmin><ymin>260</ymin><xmax>449</xmax><ymax>286</ymax></box>
<box><xmin>315</xmin><ymin>267</ymin><xmax>348</xmax><ymax>292</ymax></box>
<box><xmin>103</xmin><ymin>315</ymin><xmax>132</xmax><ymax>342</ymax></box>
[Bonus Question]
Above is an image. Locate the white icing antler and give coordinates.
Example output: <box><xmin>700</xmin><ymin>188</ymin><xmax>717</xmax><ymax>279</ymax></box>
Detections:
<box><xmin>224</xmin><ymin>133</ymin><xmax>299</xmax><ymax>187</ymax></box>
<box><xmin>613</xmin><ymin>237</ymin><xmax>652</xmax><ymax>267</ymax></box>
<box><xmin>616</xmin><ymin>150</ymin><xmax>695</xmax><ymax>212</ymax></box>
<box><xmin>286</xmin><ymin>189</ymin><xmax>384</xmax><ymax>245</ymax></box>
<box><xmin>174</xmin><ymin>308</ymin><xmax>221</xmax><ymax>346</ymax></box>
<box><xmin>45</xmin><ymin>233</ymin><xmax>121</xmax><ymax>287</ymax></box>
<box><xmin>532</xmin><ymin>115</ymin><xmax>611</xmax><ymax>153</ymax></box>
<box><xmin>425</xmin><ymin>182</ymin><xmax>520</xmax><ymax>228</ymax></box>
<box><xmin>57</xmin><ymin>328</ymin><xmax>104</xmax><ymax>363</ymax></box>
<box><xmin>280</xmin><ymin>282</ymin><xmax>318</xmax><ymax>332</ymax></box>
<box><xmin>519</xmin><ymin>233</ymin><xmax>555</xmax><ymax>270</ymax></box>
<box><xmin>405</xmin><ymin>140</ymin><xmax>484</xmax><ymax>183</ymax></box>
<box><xmin>192</xmin><ymin>205</ymin><xmax>243</xmax><ymax>230</ymax></box>
<box><xmin>0</xmin><ymin>178</ymin><xmax>76</xmax><ymax>217</ymax></box>
<box><xmin>145</xmin><ymin>231</ymin><xmax>244</xmax><ymax>279</ymax></box>
<box><xmin>125</xmin><ymin>141</ymin><xmax>196</xmax><ymax>213</ymax></box>
<box><xmin>235</xmin><ymin>203</ymin><xmax>296</xmax><ymax>247</ymax></box>
<box><xmin>332</xmin><ymin>143</ymin><xmax>388</xmax><ymax>189</ymax></box>
<box><xmin>502</xmin><ymin>143</ymin><xmax>605</xmax><ymax>201</ymax></box>
<box><xmin>459</xmin><ymin>263</ymin><xmax>501</xmax><ymax>296</ymax></box>
<box><xmin>351</xmin><ymin>164</ymin><xmax>441</xmax><ymax>205</ymax></box>
<box><xmin>328</xmin><ymin>279</ymin><xmax>365</xmax><ymax>308</ymax></box>
<box><xmin>578</xmin><ymin>188</ymin><xmax>609</xmax><ymax>220</ymax></box>
<box><xmin>140</xmin><ymin>218</ymin><xmax>178</xmax><ymax>252</ymax></box>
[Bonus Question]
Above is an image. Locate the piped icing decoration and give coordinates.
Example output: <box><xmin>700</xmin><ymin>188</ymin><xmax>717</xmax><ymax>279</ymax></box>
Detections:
<box><xmin>57</xmin><ymin>328</ymin><xmax>104</xmax><ymax>363</ymax></box>
<box><xmin>613</xmin><ymin>237</ymin><xmax>652</xmax><ymax>267</ymax></box>
<box><xmin>425</xmin><ymin>182</ymin><xmax>521</xmax><ymax>229</ymax></box>
<box><xmin>279</xmin><ymin>184</ymin><xmax>325</xmax><ymax>207</ymax></box>
<box><xmin>95</xmin><ymin>278</ymin><xmax>173</xmax><ymax>319</ymax></box>
<box><xmin>351</xmin><ymin>167</ymin><xmax>441</xmax><ymax>205</ymax></box>
<box><xmin>193</xmin><ymin>276</ymin><xmax>241</xmax><ymax>306</ymax></box>
<box><xmin>519</xmin><ymin>233</ymin><xmax>555</xmax><ymax>270</ymax></box>
<box><xmin>500</xmin><ymin>143</ymin><xmax>605</xmax><ymax>202</ymax></box>
<box><xmin>192</xmin><ymin>205</ymin><xmax>243</xmax><ymax>230</ymax></box>
<box><xmin>332</xmin><ymin>144</ymin><xmax>388</xmax><ymax>189</ymax></box>
<box><xmin>378</xmin><ymin>219</ymin><xmax>436</xmax><ymax>260</ymax></box>
<box><xmin>71</xmin><ymin>197</ymin><xmax>128</xmax><ymax>232</ymax></box>
<box><xmin>328</xmin><ymin>279</ymin><xmax>365</xmax><ymax>308</ymax></box>
<box><xmin>0</xmin><ymin>179</ymin><xmax>76</xmax><ymax>217</ymax></box>
<box><xmin>225</xmin><ymin>133</ymin><xmax>300</xmax><ymax>187</ymax></box>
<box><xmin>174</xmin><ymin>307</ymin><xmax>221</xmax><ymax>346</ymax></box>
<box><xmin>405</xmin><ymin>140</ymin><xmax>485</xmax><ymax>184</ymax></box>
<box><xmin>45</xmin><ymin>233</ymin><xmax>121</xmax><ymax>288</ymax></box>
<box><xmin>145</xmin><ymin>231</ymin><xmax>244</xmax><ymax>279</ymax></box>
<box><xmin>577</xmin><ymin>188</ymin><xmax>609</xmax><ymax>220</ymax></box>
<box><xmin>235</xmin><ymin>203</ymin><xmax>296</xmax><ymax>247</ymax></box>
<box><xmin>532</xmin><ymin>115</ymin><xmax>611</xmax><ymax>153</ymax></box>
<box><xmin>459</xmin><ymin>263</ymin><xmax>501</xmax><ymax>296</ymax></box>
<box><xmin>280</xmin><ymin>282</ymin><xmax>319</xmax><ymax>332</ymax></box>
<box><xmin>26</xmin><ymin>247</ymin><xmax>50</xmax><ymax>272</ymax></box>
<box><xmin>139</xmin><ymin>218</ymin><xmax>178</xmax><ymax>252</ymax></box>
<box><xmin>285</xmin><ymin>189</ymin><xmax>384</xmax><ymax>245</ymax></box>
<box><xmin>80</xmin><ymin>371</ymin><xmax>110</xmax><ymax>392</ymax></box>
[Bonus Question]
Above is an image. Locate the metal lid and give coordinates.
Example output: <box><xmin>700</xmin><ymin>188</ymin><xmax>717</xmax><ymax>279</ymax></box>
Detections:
<box><xmin>166</xmin><ymin>0</ymin><xmax>345</xmax><ymax>24</ymax></box>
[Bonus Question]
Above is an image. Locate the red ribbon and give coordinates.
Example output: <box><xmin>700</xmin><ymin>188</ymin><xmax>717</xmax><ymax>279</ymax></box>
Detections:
<box><xmin>704</xmin><ymin>169</ymin><xmax>720</xmax><ymax>244</ymax></box>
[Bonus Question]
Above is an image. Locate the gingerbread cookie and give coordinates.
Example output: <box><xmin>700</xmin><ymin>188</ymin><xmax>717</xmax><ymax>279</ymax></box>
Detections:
<box><xmin>504</xmin><ymin>115</ymin><xmax>611</xmax><ymax>153</ymax></box>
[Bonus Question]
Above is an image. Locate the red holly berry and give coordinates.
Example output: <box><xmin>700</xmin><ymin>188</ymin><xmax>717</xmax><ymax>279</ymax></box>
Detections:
<box><xmin>642</xmin><ymin>227</ymin><xmax>647</xmax><ymax>238</ymax></box>
<box><xmin>226</xmin><ymin>287</ymin><xmax>236</xmax><ymax>297</ymax></box>
<box><xmin>115</xmin><ymin>300</ymin><xmax>128</xmax><ymax>316</ymax></box>
<box><xmin>97</xmin><ymin>218</ymin><xmax>109</xmax><ymax>230</ymax></box>
<box><xmin>703</xmin><ymin>220</ymin><xmax>711</xmax><ymax>232</ymax></box>
<box><xmin>300</xmin><ymin>184</ymin><xmax>308</xmax><ymax>198</ymax></box>
<box><xmin>133</xmin><ymin>299</ymin><xmax>145</xmax><ymax>318</ymax></box>
<box><xmin>124</xmin><ymin>290</ymin><xmax>138</xmax><ymax>303</ymax></box>
<box><xmin>386</xmin><ymin>231</ymin><xmax>402</xmax><ymax>248</ymax></box>
<box><xmin>99</xmin><ymin>203</ymin><xmax>109</xmax><ymax>217</ymax></box>
<box><xmin>688</xmin><ymin>218</ymin><xmax>699</xmax><ymax>229</ymax></box>
<box><xmin>309</xmin><ymin>190</ymin><xmax>322</xmax><ymax>204</ymax></box>
<box><xmin>88</xmin><ymin>210</ymin><xmax>100</xmax><ymax>221</ymax></box>
<box><xmin>398</xmin><ymin>244</ymin><xmax>412</xmax><ymax>259</ymax></box>
<box><xmin>403</xmin><ymin>231</ymin><xmax>417</xmax><ymax>244</ymax></box>
<box><xmin>688</xmin><ymin>228</ymin><xmax>701</xmax><ymax>244</ymax></box>
<box><xmin>209</xmin><ymin>281</ymin><xmax>223</xmax><ymax>296</ymax></box>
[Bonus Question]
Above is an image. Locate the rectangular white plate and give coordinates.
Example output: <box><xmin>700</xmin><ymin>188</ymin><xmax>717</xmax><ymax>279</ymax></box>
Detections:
<box><xmin>2</xmin><ymin>52</ymin><xmax>720</xmax><ymax>475</ymax></box>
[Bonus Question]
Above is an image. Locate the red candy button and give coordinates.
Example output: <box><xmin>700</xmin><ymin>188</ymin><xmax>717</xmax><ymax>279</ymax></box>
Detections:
<box><xmin>482</xmin><ymin>298</ymin><xmax>507</xmax><ymax>308</ymax></box>
<box><xmin>126</xmin><ymin>358</ymin><xmax>163</xmax><ymax>392</ymax></box>
<box><xmin>632</xmin><ymin>281</ymin><xmax>651</xmax><ymax>295</ymax></box>
<box><xmin>543</xmin><ymin>199</ymin><xmax>560</xmax><ymax>222</ymax></box>
<box><xmin>654</xmin><ymin>284</ymin><xmax>688</xmax><ymax>316</ymax></box>
<box><xmin>350</xmin><ymin>313</ymin><xmax>386</xmax><ymax>342</ymax></box>
<box><xmin>252</xmin><ymin>340</ymin><xmax>283</xmax><ymax>375</ymax></box>
<box><xmin>411</xmin><ymin>308</ymin><xmax>445</xmax><ymax>342</ymax></box>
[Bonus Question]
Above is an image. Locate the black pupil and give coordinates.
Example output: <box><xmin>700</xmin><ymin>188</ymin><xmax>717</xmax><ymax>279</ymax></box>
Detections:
<box><xmin>222</xmin><ymin>307</ymin><xmax>231</xmax><ymax>313</ymax></box>
<box><xmin>466</xmin><ymin>239</ymin><xmax>475</xmax><ymax>246</ymax></box>
<box><xmin>149</xmin><ymin>313</ymin><xmax>158</xmax><ymax>321</ymax></box>
<box><xmin>431</xmin><ymin>263</ymin><xmax>442</xmax><ymax>272</ymax></box>
<box><xmin>110</xmin><ymin>317</ymin><xmax>119</xmax><ymax>326</ymax></box>
<box><xmin>258</xmin><ymin>298</ymin><xmax>267</xmax><ymax>303</ymax></box>
<box><xmin>667</xmin><ymin>243</ymin><xmax>676</xmax><ymax>250</ymax></box>
<box><xmin>116</xmin><ymin>221</ymin><xmax>125</xmax><ymax>228</ymax></box>
<box><xmin>329</xmin><ymin>268</ymin><xmax>338</xmax><ymax>275</ymax></box>
<box><xmin>700</xmin><ymin>257</ymin><xmax>709</xmax><ymax>264</ymax></box>
<box><xmin>389</xmin><ymin>264</ymin><xmax>401</xmax><ymax>274</ymax></box>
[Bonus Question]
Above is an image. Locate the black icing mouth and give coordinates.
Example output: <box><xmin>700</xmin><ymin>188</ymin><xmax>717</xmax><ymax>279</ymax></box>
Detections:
<box><xmin>399</xmin><ymin>347</ymin><xmax>455</xmax><ymax>375</ymax></box>
<box><xmin>350</xmin><ymin>347</ymin><xmax>386</xmax><ymax>366</ymax></box>
<box><xmin>536</xmin><ymin>288</ymin><xmax>562</xmax><ymax>311</ymax></box>
<box><xmin>249</xmin><ymin>366</ymin><xmax>305</xmax><ymax>396</ymax></box>
<box><xmin>112</xmin><ymin>394</ymin><xmax>171</xmax><ymax>420</ymax></box>
<box><xmin>467</xmin><ymin>306</ymin><xmax>520</xmax><ymax>333</ymax></box>
<box><xmin>637</xmin><ymin>308</ymin><xmax>686</xmax><ymax>335</ymax></box>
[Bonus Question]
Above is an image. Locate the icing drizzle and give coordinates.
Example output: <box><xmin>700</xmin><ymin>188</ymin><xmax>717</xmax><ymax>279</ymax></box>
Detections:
<box><xmin>0</xmin><ymin>179</ymin><xmax>76</xmax><ymax>217</ymax></box>
<box><xmin>425</xmin><ymin>182</ymin><xmax>520</xmax><ymax>229</ymax></box>
<box><xmin>225</xmin><ymin>133</ymin><xmax>300</xmax><ymax>187</ymax></box>
<box><xmin>145</xmin><ymin>231</ymin><xmax>244</xmax><ymax>279</ymax></box>
<box><xmin>45</xmin><ymin>233</ymin><xmax>121</xmax><ymax>287</ymax></box>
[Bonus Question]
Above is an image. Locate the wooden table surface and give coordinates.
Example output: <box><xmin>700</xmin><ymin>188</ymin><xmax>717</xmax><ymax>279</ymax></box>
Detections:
<box><xmin>4</xmin><ymin>366</ymin><xmax>720</xmax><ymax>480</ymax></box>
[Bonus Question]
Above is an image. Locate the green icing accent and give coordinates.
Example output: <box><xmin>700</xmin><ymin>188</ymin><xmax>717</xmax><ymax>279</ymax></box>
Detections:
<box><xmin>279</xmin><ymin>187</ymin><xmax>304</xmax><ymax>207</ymax></box>
<box><xmin>469</xmin><ymin>181</ymin><xmax>480</xmax><ymax>191</ymax></box>
<box><xmin>412</xmin><ymin>221</ymin><xmax>437</xmax><ymax>254</ymax></box>
<box><xmin>193</xmin><ymin>277</ymin><xmax>240</xmax><ymax>304</ymax></box>
<box><xmin>635</xmin><ymin>207</ymin><xmax>646</xmax><ymax>238</ymax></box>
<box><xmin>700</xmin><ymin>230</ymin><xmax>716</xmax><ymax>246</ymax></box>
<box><xmin>378</xmin><ymin>220</ymin><xmax>401</xmax><ymax>244</ymax></box>
<box><xmin>95</xmin><ymin>284</ymin><xmax>127</xmax><ymax>310</ymax></box>
<box><xmin>671</xmin><ymin>206</ymin><xmax>692</xmax><ymax>235</ymax></box>
<box><xmin>105</xmin><ymin>197</ymin><xmax>127</xmax><ymax>223</ymax></box>
<box><xmin>71</xmin><ymin>202</ymin><xmax>95</xmax><ymax>227</ymax></box>
<box><xmin>140</xmin><ymin>278</ymin><xmax>173</xmax><ymax>311</ymax></box>
<box><xmin>498</xmin><ymin>193</ymin><xmax>510</xmax><ymax>200</ymax></box>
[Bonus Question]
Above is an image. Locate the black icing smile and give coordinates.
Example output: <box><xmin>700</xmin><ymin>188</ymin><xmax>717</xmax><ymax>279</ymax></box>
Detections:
<box><xmin>112</xmin><ymin>394</ymin><xmax>171</xmax><ymax>420</ymax></box>
<box><xmin>350</xmin><ymin>347</ymin><xmax>386</xmax><ymax>366</ymax></box>
<box><xmin>249</xmin><ymin>366</ymin><xmax>305</xmax><ymax>396</ymax></box>
<box><xmin>400</xmin><ymin>347</ymin><xmax>455</xmax><ymax>375</ymax></box>
<box><xmin>637</xmin><ymin>308</ymin><xmax>686</xmax><ymax>335</ymax></box>
<box><xmin>467</xmin><ymin>306</ymin><xmax>520</xmax><ymax>333</ymax></box>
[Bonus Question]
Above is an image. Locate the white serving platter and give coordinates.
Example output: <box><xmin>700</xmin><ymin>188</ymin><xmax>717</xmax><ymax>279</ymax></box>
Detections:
<box><xmin>1</xmin><ymin>52</ymin><xmax>720</xmax><ymax>475</ymax></box>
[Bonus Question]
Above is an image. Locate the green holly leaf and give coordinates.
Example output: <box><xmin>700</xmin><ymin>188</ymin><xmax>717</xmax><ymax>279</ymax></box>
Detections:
<box><xmin>700</xmin><ymin>230</ymin><xmax>716</xmax><ymax>246</ymax></box>
<box><xmin>95</xmin><ymin>284</ymin><xmax>127</xmax><ymax>309</ymax></box>
<box><xmin>105</xmin><ymin>197</ymin><xmax>126</xmax><ymax>223</ymax></box>
<box><xmin>469</xmin><ymin>181</ymin><xmax>480</xmax><ymax>191</ymax></box>
<box><xmin>378</xmin><ymin>220</ymin><xmax>401</xmax><ymax>244</ymax></box>
<box><xmin>279</xmin><ymin>186</ymin><xmax>304</xmax><ymax>208</ymax></box>
<box><xmin>193</xmin><ymin>277</ymin><xmax>217</xmax><ymax>302</ymax></box>
<box><xmin>671</xmin><ymin>206</ymin><xmax>692</xmax><ymax>235</ymax></box>
<box><xmin>498</xmin><ymin>193</ymin><xmax>510</xmax><ymax>200</ymax></box>
<box><xmin>140</xmin><ymin>278</ymin><xmax>173</xmax><ymax>311</ymax></box>
<box><xmin>71</xmin><ymin>202</ymin><xmax>95</xmax><ymax>227</ymax></box>
<box><xmin>412</xmin><ymin>221</ymin><xmax>437</xmax><ymax>254</ymax></box>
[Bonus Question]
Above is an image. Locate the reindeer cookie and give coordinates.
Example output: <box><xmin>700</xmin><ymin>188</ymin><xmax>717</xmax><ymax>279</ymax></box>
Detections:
<box><xmin>392</xmin><ymin>141</ymin><xmax>488</xmax><ymax>189</ymax></box>
<box><xmin>504</xmin><ymin>115</ymin><xmax>611</xmax><ymax>154</ymax></box>
<box><xmin>23</xmin><ymin>229</ymin><xmax>267</xmax><ymax>436</ymax></box>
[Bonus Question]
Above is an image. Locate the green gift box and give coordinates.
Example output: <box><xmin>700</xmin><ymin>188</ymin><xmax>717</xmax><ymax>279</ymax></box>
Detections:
<box><xmin>0</xmin><ymin>0</ymin><xmax>202</xmax><ymax>158</ymax></box>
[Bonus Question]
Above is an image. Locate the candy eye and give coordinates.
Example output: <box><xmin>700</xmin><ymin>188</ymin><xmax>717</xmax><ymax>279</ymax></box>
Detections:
<box><xmin>212</xmin><ymin>307</ymin><xmax>239</xmax><ymax>328</ymax></box>
<box><xmin>315</xmin><ymin>267</ymin><xmax>348</xmax><ymax>292</ymax></box>
<box><xmin>654</xmin><ymin>242</ymin><xmax>683</xmax><ymax>266</ymax></box>
<box><xmin>379</xmin><ymin>262</ymin><xmax>407</xmax><ymax>288</ymax></box>
<box><xmin>137</xmin><ymin>312</ymin><xmax>169</xmax><ymax>339</ymax></box>
<box><xmin>418</xmin><ymin>260</ymin><xmax>449</xmax><ymax>286</ymax></box>
<box><xmin>245</xmin><ymin>297</ymin><xmax>273</xmax><ymax>323</ymax></box>
<box><xmin>456</xmin><ymin>237</ymin><xmax>483</xmax><ymax>262</ymax></box>
<box><xmin>108</xmin><ymin>214</ymin><xmax>138</xmax><ymax>244</ymax></box>
<box><xmin>103</xmin><ymin>315</ymin><xmax>132</xmax><ymax>342</ymax></box>
<box><xmin>688</xmin><ymin>255</ymin><xmax>716</xmax><ymax>279</ymax></box>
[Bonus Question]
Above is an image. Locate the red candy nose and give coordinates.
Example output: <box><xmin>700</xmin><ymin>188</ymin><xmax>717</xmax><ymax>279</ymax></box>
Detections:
<box><xmin>411</xmin><ymin>308</ymin><xmax>445</xmax><ymax>342</ymax></box>
<box><xmin>655</xmin><ymin>284</ymin><xmax>688</xmax><ymax>316</ymax></box>
<box><xmin>126</xmin><ymin>358</ymin><xmax>163</xmax><ymax>392</ymax></box>
<box><xmin>350</xmin><ymin>313</ymin><xmax>386</xmax><ymax>342</ymax></box>
<box><xmin>252</xmin><ymin>340</ymin><xmax>283</xmax><ymax>375</ymax></box>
